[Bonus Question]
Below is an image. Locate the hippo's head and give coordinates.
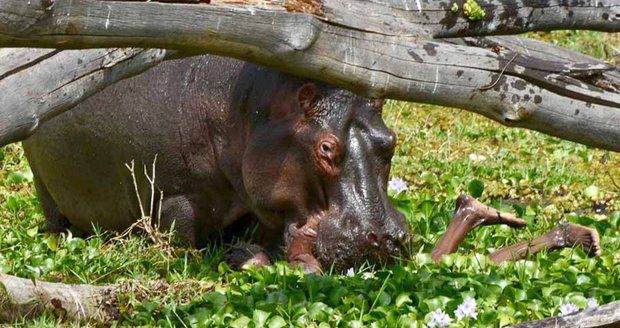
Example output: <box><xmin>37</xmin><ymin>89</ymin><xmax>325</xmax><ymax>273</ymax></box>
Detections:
<box><xmin>242</xmin><ymin>81</ymin><xmax>409</xmax><ymax>270</ymax></box>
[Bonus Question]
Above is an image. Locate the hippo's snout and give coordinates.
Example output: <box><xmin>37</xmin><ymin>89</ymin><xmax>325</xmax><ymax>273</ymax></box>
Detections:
<box><xmin>315</xmin><ymin>208</ymin><xmax>411</xmax><ymax>270</ymax></box>
<box><xmin>367</xmin><ymin>229</ymin><xmax>409</xmax><ymax>256</ymax></box>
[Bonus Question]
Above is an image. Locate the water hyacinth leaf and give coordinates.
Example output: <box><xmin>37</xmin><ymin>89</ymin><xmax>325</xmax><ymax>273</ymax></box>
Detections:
<box><xmin>395</xmin><ymin>294</ymin><xmax>412</xmax><ymax>308</ymax></box>
<box><xmin>26</xmin><ymin>226</ymin><xmax>38</xmax><ymax>238</ymax></box>
<box><xmin>567</xmin><ymin>294</ymin><xmax>588</xmax><ymax>308</ymax></box>
<box><xmin>422</xmin><ymin>296</ymin><xmax>452</xmax><ymax>312</ymax></box>
<box><xmin>204</xmin><ymin>292</ymin><xmax>227</xmax><ymax>309</ymax></box>
<box><xmin>420</xmin><ymin>171</ymin><xmax>435</xmax><ymax>184</ymax></box>
<box><xmin>253</xmin><ymin>309</ymin><xmax>270</xmax><ymax>326</ymax></box>
<box><xmin>414</xmin><ymin>253</ymin><xmax>434</xmax><ymax>265</ymax></box>
<box><xmin>308</xmin><ymin>302</ymin><xmax>329</xmax><ymax>321</ymax></box>
<box><xmin>467</xmin><ymin>179</ymin><xmax>485</xmax><ymax>198</ymax></box>
<box><xmin>267</xmin><ymin>316</ymin><xmax>286</xmax><ymax>328</ymax></box>
<box><xmin>417</xmin><ymin>200</ymin><xmax>438</xmax><ymax>218</ymax></box>
<box><xmin>375</xmin><ymin>291</ymin><xmax>391</xmax><ymax>307</ymax></box>
<box><xmin>504</xmin><ymin>287</ymin><xmax>528</xmax><ymax>302</ymax></box>
<box><xmin>576</xmin><ymin>274</ymin><xmax>591</xmax><ymax>285</ymax></box>
<box><xmin>229</xmin><ymin>316</ymin><xmax>251</xmax><ymax>328</ymax></box>
<box><xmin>440</xmin><ymin>253</ymin><xmax>457</xmax><ymax>267</ymax></box>
<box><xmin>512</xmin><ymin>203</ymin><xmax>526</xmax><ymax>217</ymax></box>
<box><xmin>45</xmin><ymin>234</ymin><xmax>58</xmax><ymax>251</ymax></box>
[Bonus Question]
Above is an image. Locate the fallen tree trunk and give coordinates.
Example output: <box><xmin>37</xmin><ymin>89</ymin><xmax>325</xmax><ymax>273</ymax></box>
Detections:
<box><xmin>0</xmin><ymin>0</ymin><xmax>619</xmax><ymax>151</ymax></box>
<box><xmin>510</xmin><ymin>300</ymin><xmax>620</xmax><ymax>328</ymax></box>
<box><xmin>0</xmin><ymin>47</ymin><xmax>179</xmax><ymax>147</ymax></box>
<box><xmin>0</xmin><ymin>47</ymin><xmax>166</xmax><ymax>146</ymax></box>
<box><xmin>0</xmin><ymin>270</ymin><xmax>618</xmax><ymax>326</ymax></box>
<box><xmin>0</xmin><ymin>273</ymin><xmax>117</xmax><ymax>322</ymax></box>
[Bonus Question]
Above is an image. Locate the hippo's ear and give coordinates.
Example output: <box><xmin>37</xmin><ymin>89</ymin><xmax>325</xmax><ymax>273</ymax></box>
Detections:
<box><xmin>297</xmin><ymin>83</ymin><xmax>321</xmax><ymax>117</ymax></box>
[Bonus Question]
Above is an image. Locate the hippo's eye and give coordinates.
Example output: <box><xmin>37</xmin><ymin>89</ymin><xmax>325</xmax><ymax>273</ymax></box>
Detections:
<box><xmin>315</xmin><ymin>134</ymin><xmax>341</xmax><ymax>176</ymax></box>
<box><xmin>320</xmin><ymin>142</ymin><xmax>333</xmax><ymax>154</ymax></box>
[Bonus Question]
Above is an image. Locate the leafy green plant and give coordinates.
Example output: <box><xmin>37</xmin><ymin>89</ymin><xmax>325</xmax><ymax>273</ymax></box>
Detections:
<box><xmin>463</xmin><ymin>0</ymin><xmax>486</xmax><ymax>21</ymax></box>
<box><xmin>0</xmin><ymin>31</ymin><xmax>618</xmax><ymax>326</ymax></box>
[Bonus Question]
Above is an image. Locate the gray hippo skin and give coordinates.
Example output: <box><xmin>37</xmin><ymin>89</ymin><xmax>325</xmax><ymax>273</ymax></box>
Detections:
<box><xmin>23</xmin><ymin>55</ymin><xmax>408</xmax><ymax>272</ymax></box>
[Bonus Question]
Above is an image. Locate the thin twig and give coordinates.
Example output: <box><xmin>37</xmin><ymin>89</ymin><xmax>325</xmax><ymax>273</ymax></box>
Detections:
<box><xmin>144</xmin><ymin>154</ymin><xmax>158</xmax><ymax>218</ymax></box>
<box><xmin>479</xmin><ymin>53</ymin><xmax>519</xmax><ymax>91</ymax></box>
<box><xmin>125</xmin><ymin>160</ymin><xmax>146</xmax><ymax>219</ymax></box>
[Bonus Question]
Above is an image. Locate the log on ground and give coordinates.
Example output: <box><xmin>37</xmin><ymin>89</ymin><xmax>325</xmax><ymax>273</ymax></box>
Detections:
<box><xmin>0</xmin><ymin>273</ymin><xmax>117</xmax><ymax>322</ymax></box>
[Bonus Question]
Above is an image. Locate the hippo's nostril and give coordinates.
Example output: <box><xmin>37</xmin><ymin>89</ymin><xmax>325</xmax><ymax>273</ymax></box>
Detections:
<box><xmin>367</xmin><ymin>232</ymin><xmax>380</xmax><ymax>247</ymax></box>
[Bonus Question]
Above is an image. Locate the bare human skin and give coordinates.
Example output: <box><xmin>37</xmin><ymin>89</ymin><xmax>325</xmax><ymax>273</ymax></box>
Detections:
<box><xmin>431</xmin><ymin>195</ymin><xmax>602</xmax><ymax>265</ymax></box>
<box><xmin>23</xmin><ymin>55</ymin><xmax>408</xmax><ymax>274</ymax></box>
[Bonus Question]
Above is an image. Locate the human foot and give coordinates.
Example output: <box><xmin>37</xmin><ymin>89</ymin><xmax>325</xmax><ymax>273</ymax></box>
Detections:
<box><xmin>542</xmin><ymin>222</ymin><xmax>601</xmax><ymax>256</ymax></box>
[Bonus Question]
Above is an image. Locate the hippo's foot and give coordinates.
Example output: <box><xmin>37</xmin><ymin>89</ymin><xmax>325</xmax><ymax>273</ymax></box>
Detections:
<box><xmin>542</xmin><ymin>222</ymin><xmax>602</xmax><ymax>256</ymax></box>
<box><xmin>33</xmin><ymin>175</ymin><xmax>72</xmax><ymax>233</ymax></box>
<box><xmin>223</xmin><ymin>243</ymin><xmax>272</xmax><ymax>270</ymax></box>
<box><xmin>431</xmin><ymin>194</ymin><xmax>526</xmax><ymax>263</ymax></box>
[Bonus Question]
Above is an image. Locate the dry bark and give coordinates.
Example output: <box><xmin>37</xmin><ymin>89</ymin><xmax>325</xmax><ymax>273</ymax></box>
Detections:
<box><xmin>0</xmin><ymin>270</ymin><xmax>618</xmax><ymax>326</ymax></box>
<box><xmin>0</xmin><ymin>47</ymin><xmax>166</xmax><ymax>146</ymax></box>
<box><xmin>0</xmin><ymin>0</ymin><xmax>619</xmax><ymax>150</ymax></box>
<box><xmin>510</xmin><ymin>300</ymin><xmax>620</xmax><ymax>328</ymax></box>
<box><xmin>0</xmin><ymin>273</ymin><xmax>118</xmax><ymax>323</ymax></box>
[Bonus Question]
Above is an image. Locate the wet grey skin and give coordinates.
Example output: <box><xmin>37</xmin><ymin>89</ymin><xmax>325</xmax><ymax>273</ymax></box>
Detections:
<box><xmin>23</xmin><ymin>55</ymin><xmax>409</xmax><ymax>272</ymax></box>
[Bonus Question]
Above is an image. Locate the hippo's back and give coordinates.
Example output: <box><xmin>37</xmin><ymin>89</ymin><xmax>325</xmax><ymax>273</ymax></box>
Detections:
<box><xmin>24</xmin><ymin>55</ymin><xmax>246</xmax><ymax>233</ymax></box>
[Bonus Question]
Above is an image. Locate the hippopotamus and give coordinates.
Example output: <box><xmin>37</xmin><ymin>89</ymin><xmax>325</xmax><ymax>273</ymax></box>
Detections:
<box><xmin>23</xmin><ymin>55</ymin><xmax>408</xmax><ymax>273</ymax></box>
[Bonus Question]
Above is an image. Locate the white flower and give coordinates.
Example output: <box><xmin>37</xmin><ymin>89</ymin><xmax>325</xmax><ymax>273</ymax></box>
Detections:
<box><xmin>346</xmin><ymin>267</ymin><xmax>355</xmax><ymax>277</ymax></box>
<box><xmin>468</xmin><ymin>153</ymin><xmax>487</xmax><ymax>162</ymax></box>
<box><xmin>388</xmin><ymin>177</ymin><xmax>408</xmax><ymax>195</ymax></box>
<box><xmin>559</xmin><ymin>303</ymin><xmax>580</xmax><ymax>316</ymax></box>
<box><xmin>428</xmin><ymin>309</ymin><xmax>452</xmax><ymax>328</ymax></box>
<box><xmin>586</xmin><ymin>298</ymin><xmax>599</xmax><ymax>309</ymax></box>
<box><xmin>362</xmin><ymin>272</ymin><xmax>375</xmax><ymax>279</ymax></box>
<box><xmin>454</xmin><ymin>297</ymin><xmax>477</xmax><ymax>320</ymax></box>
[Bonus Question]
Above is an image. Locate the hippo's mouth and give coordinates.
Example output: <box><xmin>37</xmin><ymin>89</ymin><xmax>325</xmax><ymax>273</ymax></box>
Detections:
<box><xmin>313</xmin><ymin>213</ymin><xmax>404</xmax><ymax>271</ymax></box>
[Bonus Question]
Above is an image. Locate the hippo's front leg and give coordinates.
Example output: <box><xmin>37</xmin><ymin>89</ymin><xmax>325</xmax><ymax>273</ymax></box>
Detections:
<box><xmin>286</xmin><ymin>216</ymin><xmax>322</xmax><ymax>274</ymax></box>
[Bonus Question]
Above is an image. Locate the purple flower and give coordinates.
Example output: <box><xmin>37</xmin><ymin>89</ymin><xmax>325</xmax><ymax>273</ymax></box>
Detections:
<box><xmin>388</xmin><ymin>177</ymin><xmax>408</xmax><ymax>195</ymax></box>
<box><xmin>559</xmin><ymin>303</ymin><xmax>579</xmax><ymax>316</ymax></box>
<box><xmin>428</xmin><ymin>308</ymin><xmax>452</xmax><ymax>328</ymax></box>
<box><xmin>586</xmin><ymin>298</ymin><xmax>599</xmax><ymax>309</ymax></box>
<box><xmin>454</xmin><ymin>297</ymin><xmax>477</xmax><ymax>320</ymax></box>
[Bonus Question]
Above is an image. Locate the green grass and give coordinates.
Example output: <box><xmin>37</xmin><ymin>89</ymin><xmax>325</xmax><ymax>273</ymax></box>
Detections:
<box><xmin>1</xmin><ymin>31</ymin><xmax>619</xmax><ymax>327</ymax></box>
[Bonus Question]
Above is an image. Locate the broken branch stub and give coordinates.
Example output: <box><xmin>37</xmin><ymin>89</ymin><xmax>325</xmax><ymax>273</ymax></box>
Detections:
<box><xmin>0</xmin><ymin>0</ymin><xmax>618</xmax><ymax>151</ymax></box>
<box><xmin>0</xmin><ymin>47</ymin><xmax>167</xmax><ymax>146</ymax></box>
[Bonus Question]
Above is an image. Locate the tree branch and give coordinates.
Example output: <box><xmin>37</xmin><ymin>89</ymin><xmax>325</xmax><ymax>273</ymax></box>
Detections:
<box><xmin>322</xmin><ymin>0</ymin><xmax>620</xmax><ymax>38</ymax></box>
<box><xmin>0</xmin><ymin>47</ymin><xmax>166</xmax><ymax>146</ymax></box>
<box><xmin>0</xmin><ymin>0</ymin><xmax>618</xmax><ymax>151</ymax></box>
<box><xmin>509</xmin><ymin>300</ymin><xmax>620</xmax><ymax>328</ymax></box>
<box><xmin>0</xmin><ymin>273</ymin><xmax>117</xmax><ymax>322</ymax></box>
